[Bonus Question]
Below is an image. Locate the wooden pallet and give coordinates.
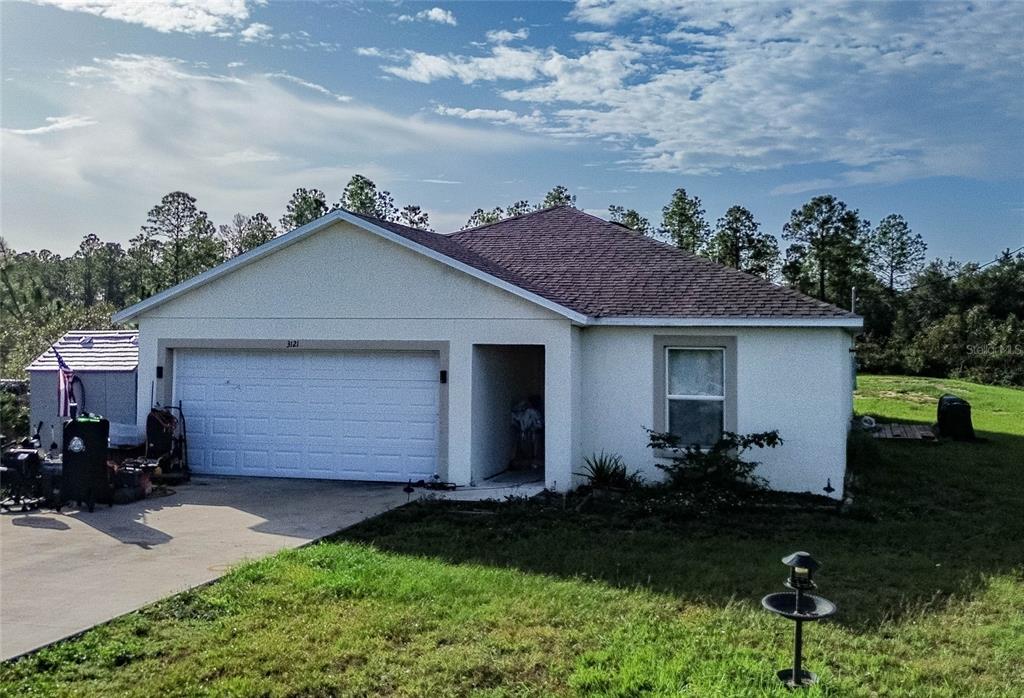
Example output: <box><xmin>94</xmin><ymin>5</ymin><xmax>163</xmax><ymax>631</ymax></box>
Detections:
<box><xmin>872</xmin><ymin>423</ymin><xmax>936</xmax><ymax>440</ymax></box>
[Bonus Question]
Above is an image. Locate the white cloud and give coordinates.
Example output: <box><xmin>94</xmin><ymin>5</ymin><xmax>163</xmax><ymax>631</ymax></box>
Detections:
<box><xmin>31</xmin><ymin>0</ymin><xmax>257</xmax><ymax>34</ymax></box>
<box><xmin>2</xmin><ymin>54</ymin><xmax>534</xmax><ymax>249</ymax></box>
<box><xmin>572</xmin><ymin>31</ymin><xmax>613</xmax><ymax>43</ymax></box>
<box><xmin>277</xmin><ymin>29</ymin><xmax>339</xmax><ymax>53</ymax></box>
<box><xmin>66</xmin><ymin>54</ymin><xmax>246</xmax><ymax>94</ymax></box>
<box><xmin>380</xmin><ymin>36</ymin><xmax>665</xmax><ymax>106</ymax></box>
<box><xmin>378</xmin><ymin>1</ymin><xmax>1023</xmax><ymax>186</ymax></box>
<box><xmin>205</xmin><ymin>147</ymin><xmax>282</xmax><ymax>166</ymax></box>
<box><xmin>397</xmin><ymin>7</ymin><xmax>457</xmax><ymax>26</ymax></box>
<box><xmin>227</xmin><ymin>61</ymin><xmax>245</xmax><ymax>68</ymax></box>
<box><xmin>264</xmin><ymin>72</ymin><xmax>351</xmax><ymax>102</ymax></box>
<box><xmin>486</xmin><ymin>28</ymin><xmax>529</xmax><ymax>44</ymax></box>
<box><xmin>2</xmin><ymin>114</ymin><xmax>97</xmax><ymax>135</ymax></box>
<box><xmin>382</xmin><ymin>45</ymin><xmax>550</xmax><ymax>83</ymax></box>
<box><xmin>239</xmin><ymin>22</ymin><xmax>272</xmax><ymax>43</ymax></box>
<box><xmin>435</xmin><ymin>106</ymin><xmax>546</xmax><ymax>129</ymax></box>
<box><xmin>568</xmin><ymin>0</ymin><xmax>646</xmax><ymax>26</ymax></box>
<box><xmin>419</xmin><ymin>178</ymin><xmax>462</xmax><ymax>185</ymax></box>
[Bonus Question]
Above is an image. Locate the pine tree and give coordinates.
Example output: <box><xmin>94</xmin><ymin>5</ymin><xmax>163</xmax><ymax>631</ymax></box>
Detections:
<box><xmin>708</xmin><ymin>206</ymin><xmax>779</xmax><ymax>279</ymax></box>
<box><xmin>661</xmin><ymin>188</ymin><xmax>709</xmax><ymax>253</ymax></box>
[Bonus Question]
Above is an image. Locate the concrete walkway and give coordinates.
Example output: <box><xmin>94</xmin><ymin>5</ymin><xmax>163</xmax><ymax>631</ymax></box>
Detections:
<box><xmin>433</xmin><ymin>469</ymin><xmax>546</xmax><ymax>501</ymax></box>
<box><xmin>0</xmin><ymin>477</ymin><xmax>408</xmax><ymax>660</ymax></box>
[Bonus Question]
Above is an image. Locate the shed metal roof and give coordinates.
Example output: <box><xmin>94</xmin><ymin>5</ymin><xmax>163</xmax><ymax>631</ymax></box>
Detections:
<box><xmin>27</xmin><ymin>331</ymin><xmax>139</xmax><ymax>372</ymax></box>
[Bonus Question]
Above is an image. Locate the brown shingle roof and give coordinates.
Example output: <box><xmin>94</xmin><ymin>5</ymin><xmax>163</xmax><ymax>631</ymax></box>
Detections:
<box><xmin>350</xmin><ymin>206</ymin><xmax>857</xmax><ymax>321</ymax></box>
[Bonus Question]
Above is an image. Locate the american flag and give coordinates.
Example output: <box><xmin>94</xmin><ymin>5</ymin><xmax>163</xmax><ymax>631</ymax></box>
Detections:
<box><xmin>55</xmin><ymin>347</ymin><xmax>77</xmax><ymax>418</ymax></box>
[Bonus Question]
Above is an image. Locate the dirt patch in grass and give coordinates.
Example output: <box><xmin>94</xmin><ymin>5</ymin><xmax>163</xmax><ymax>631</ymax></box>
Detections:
<box><xmin>876</xmin><ymin>389</ymin><xmax>938</xmax><ymax>403</ymax></box>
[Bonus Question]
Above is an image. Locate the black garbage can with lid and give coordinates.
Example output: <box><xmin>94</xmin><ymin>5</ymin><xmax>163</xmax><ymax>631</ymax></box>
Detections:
<box><xmin>937</xmin><ymin>394</ymin><xmax>975</xmax><ymax>441</ymax></box>
<box><xmin>62</xmin><ymin>414</ymin><xmax>112</xmax><ymax>512</ymax></box>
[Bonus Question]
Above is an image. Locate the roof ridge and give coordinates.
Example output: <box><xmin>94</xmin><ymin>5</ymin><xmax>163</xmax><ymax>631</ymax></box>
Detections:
<box><xmin>449</xmin><ymin>204</ymin><xmax>567</xmax><ymax>235</ymax></box>
<box><xmin>341</xmin><ymin>208</ymin><xmax>438</xmax><ymax>237</ymax></box>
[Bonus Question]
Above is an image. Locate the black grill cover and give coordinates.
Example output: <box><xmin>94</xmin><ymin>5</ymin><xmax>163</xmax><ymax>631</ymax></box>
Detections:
<box><xmin>937</xmin><ymin>394</ymin><xmax>975</xmax><ymax>441</ymax></box>
<box><xmin>146</xmin><ymin>409</ymin><xmax>176</xmax><ymax>459</ymax></box>
<box><xmin>62</xmin><ymin>415</ymin><xmax>111</xmax><ymax>507</ymax></box>
<box><xmin>1</xmin><ymin>449</ymin><xmax>41</xmax><ymax>486</ymax></box>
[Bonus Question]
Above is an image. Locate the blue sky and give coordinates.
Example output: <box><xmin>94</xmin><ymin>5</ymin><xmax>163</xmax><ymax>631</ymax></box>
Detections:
<box><xmin>2</xmin><ymin>1</ymin><xmax>1021</xmax><ymax>262</ymax></box>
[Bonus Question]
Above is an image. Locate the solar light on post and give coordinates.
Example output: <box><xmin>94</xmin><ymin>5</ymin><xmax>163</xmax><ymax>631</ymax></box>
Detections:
<box><xmin>761</xmin><ymin>551</ymin><xmax>836</xmax><ymax>689</ymax></box>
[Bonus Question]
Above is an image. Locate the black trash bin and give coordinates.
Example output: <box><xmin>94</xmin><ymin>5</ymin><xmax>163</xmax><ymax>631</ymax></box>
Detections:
<box><xmin>937</xmin><ymin>394</ymin><xmax>975</xmax><ymax>441</ymax></box>
<box><xmin>62</xmin><ymin>415</ymin><xmax>112</xmax><ymax>512</ymax></box>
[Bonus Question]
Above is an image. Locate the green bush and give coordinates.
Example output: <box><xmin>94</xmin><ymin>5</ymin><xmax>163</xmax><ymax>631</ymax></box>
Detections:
<box><xmin>0</xmin><ymin>390</ymin><xmax>29</xmax><ymax>441</ymax></box>
<box><xmin>578</xmin><ymin>451</ymin><xmax>641</xmax><ymax>490</ymax></box>
<box><xmin>646</xmin><ymin>429</ymin><xmax>782</xmax><ymax>491</ymax></box>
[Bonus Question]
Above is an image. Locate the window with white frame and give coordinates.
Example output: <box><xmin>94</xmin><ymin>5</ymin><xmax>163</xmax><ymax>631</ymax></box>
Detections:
<box><xmin>666</xmin><ymin>347</ymin><xmax>725</xmax><ymax>448</ymax></box>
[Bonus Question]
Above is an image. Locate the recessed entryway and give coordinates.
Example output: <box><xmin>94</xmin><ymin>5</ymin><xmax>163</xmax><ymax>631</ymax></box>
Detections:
<box><xmin>470</xmin><ymin>344</ymin><xmax>545</xmax><ymax>485</ymax></box>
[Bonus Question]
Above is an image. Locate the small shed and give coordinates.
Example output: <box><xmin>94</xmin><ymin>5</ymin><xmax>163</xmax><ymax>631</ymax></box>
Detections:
<box><xmin>27</xmin><ymin>331</ymin><xmax>140</xmax><ymax>445</ymax></box>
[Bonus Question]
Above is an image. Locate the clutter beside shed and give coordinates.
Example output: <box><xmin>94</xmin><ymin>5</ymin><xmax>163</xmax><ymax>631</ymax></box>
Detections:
<box><xmin>3</xmin><ymin>330</ymin><xmax>190</xmax><ymax>513</ymax></box>
<box><xmin>1</xmin><ymin>406</ymin><xmax>190</xmax><ymax>513</ymax></box>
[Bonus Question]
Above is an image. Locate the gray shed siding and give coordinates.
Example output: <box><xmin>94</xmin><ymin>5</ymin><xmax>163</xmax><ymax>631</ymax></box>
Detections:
<box><xmin>28</xmin><ymin>370</ymin><xmax>138</xmax><ymax>442</ymax></box>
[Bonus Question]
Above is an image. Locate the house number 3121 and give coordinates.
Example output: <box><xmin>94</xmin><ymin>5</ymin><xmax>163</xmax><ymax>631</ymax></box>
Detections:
<box><xmin>286</xmin><ymin>340</ymin><xmax>300</xmax><ymax>348</ymax></box>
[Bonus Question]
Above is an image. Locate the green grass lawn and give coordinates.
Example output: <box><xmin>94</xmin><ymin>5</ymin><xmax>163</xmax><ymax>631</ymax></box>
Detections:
<box><xmin>2</xmin><ymin>375</ymin><xmax>1022</xmax><ymax>697</ymax></box>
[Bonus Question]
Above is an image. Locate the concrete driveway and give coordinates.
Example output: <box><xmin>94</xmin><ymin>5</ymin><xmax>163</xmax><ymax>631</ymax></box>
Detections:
<box><xmin>0</xmin><ymin>477</ymin><xmax>409</xmax><ymax>660</ymax></box>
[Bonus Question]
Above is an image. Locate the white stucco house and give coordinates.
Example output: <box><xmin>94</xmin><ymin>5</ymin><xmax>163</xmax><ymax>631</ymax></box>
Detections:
<box><xmin>112</xmin><ymin>206</ymin><xmax>861</xmax><ymax>498</ymax></box>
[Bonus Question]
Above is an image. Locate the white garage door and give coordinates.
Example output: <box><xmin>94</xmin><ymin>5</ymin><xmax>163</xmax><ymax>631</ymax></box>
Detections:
<box><xmin>173</xmin><ymin>349</ymin><xmax>439</xmax><ymax>481</ymax></box>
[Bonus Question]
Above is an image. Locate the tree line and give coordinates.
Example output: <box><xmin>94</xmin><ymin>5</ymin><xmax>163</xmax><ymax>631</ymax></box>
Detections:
<box><xmin>1</xmin><ymin>177</ymin><xmax>1021</xmax><ymax>389</ymax></box>
<box><xmin>602</xmin><ymin>188</ymin><xmax>1022</xmax><ymax>386</ymax></box>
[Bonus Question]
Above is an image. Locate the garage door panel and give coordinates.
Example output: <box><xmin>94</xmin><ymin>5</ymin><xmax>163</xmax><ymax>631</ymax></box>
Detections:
<box><xmin>176</xmin><ymin>349</ymin><xmax>438</xmax><ymax>482</ymax></box>
<box><xmin>240</xmin><ymin>450</ymin><xmax>270</xmax><ymax>473</ymax></box>
<box><xmin>305</xmin><ymin>451</ymin><xmax>334</xmax><ymax>472</ymax></box>
<box><xmin>209</xmin><ymin>448</ymin><xmax>238</xmax><ymax>470</ymax></box>
<box><xmin>243</xmin><ymin>417</ymin><xmax>270</xmax><ymax>435</ymax></box>
<box><xmin>273</xmin><ymin>417</ymin><xmax>305</xmax><ymax>439</ymax></box>
<box><xmin>370</xmin><ymin>386</ymin><xmax>405</xmax><ymax>406</ymax></box>
<box><xmin>405</xmin><ymin>386</ymin><xmax>438</xmax><ymax>407</ymax></box>
<box><xmin>210</xmin><ymin>416</ymin><xmax>238</xmax><ymax>435</ymax></box>
<box><xmin>272</xmin><ymin>384</ymin><xmax>307</xmax><ymax>406</ymax></box>
<box><xmin>272</xmin><ymin>449</ymin><xmax>303</xmax><ymax>470</ymax></box>
<box><xmin>176</xmin><ymin>380</ymin><xmax>207</xmax><ymax>401</ymax></box>
<box><xmin>405</xmin><ymin>425</ymin><xmax>438</xmax><ymax>442</ymax></box>
<box><xmin>338</xmin><ymin>386</ymin><xmax>372</xmax><ymax>405</ymax></box>
<box><xmin>240</xmin><ymin>381</ymin><xmax>274</xmax><ymax>403</ymax></box>
<box><xmin>308</xmin><ymin>416</ymin><xmax>335</xmax><ymax>437</ymax></box>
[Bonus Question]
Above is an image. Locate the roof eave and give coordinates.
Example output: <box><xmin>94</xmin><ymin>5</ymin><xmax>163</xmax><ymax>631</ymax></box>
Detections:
<box><xmin>27</xmin><ymin>366</ymin><xmax>139</xmax><ymax>373</ymax></box>
<box><xmin>585</xmin><ymin>316</ymin><xmax>863</xmax><ymax>328</ymax></box>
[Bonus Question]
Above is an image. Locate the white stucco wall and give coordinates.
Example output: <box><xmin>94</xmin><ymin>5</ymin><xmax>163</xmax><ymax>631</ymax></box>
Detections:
<box><xmin>132</xmin><ymin>220</ymin><xmax>578</xmax><ymax>490</ymax></box>
<box><xmin>578</xmin><ymin>326</ymin><xmax>853</xmax><ymax>498</ymax></box>
<box><xmin>129</xmin><ymin>219</ymin><xmax>853</xmax><ymax>496</ymax></box>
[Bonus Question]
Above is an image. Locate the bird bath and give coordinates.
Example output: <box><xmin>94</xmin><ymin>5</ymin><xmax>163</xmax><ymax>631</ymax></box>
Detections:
<box><xmin>761</xmin><ymin>592</ymin><xmax>837</xmax><ymax>621</ymax></box>
<box><xmin>761</xmin><ymin>552</ymin><xmax>837</xmax><ymax>688</ymax></box>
